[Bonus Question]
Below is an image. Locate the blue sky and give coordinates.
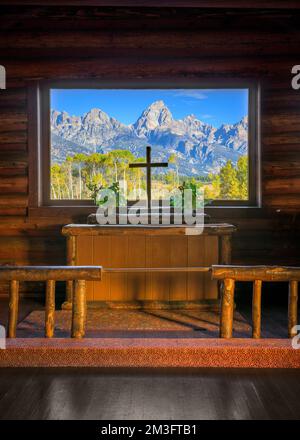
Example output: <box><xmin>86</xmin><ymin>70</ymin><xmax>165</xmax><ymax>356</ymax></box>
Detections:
<box><xmin>51</xmin><ymin>88</ymin><xmax>248</xmax><ymax>127</ymax></box>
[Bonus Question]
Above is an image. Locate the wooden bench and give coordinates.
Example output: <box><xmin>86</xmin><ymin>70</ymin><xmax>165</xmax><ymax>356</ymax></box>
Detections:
<box><xmin>0</xmin><ymin>266</ymin><xmax>102</xmax><ymax>338</ymax></box>
<box><xmin>212</xmin><ymin>265</ymin><xmax>299</xmax><ymax>339</ymax></box>
<box><xmin>2</xmin><ymin>264</ymin><xmax>298</xmax><ymax>340</ymax></box>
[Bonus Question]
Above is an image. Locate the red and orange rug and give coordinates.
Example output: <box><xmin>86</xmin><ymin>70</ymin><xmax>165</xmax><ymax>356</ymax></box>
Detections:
<box><xmin>0</xmin><ymin>309</ymin><xmax>298</xmax><ymax>368</ymax></box>
<box><xmin>17</xmin><ymin>309</ymin><xmax>251</xmax><ymax>338</ymax></box>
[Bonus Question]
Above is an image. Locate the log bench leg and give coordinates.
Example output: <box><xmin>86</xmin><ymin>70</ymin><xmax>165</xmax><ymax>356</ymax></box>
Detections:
<box><xmin>62</xmin><ymin>280</ymin><xmax>74</xmax><ymax>310</ymax></box>
<box><xmin>8</xmin><ymin>280</ymin><xmax>19</xmax><ymax>338</ymax></box>
<box><xmin>71</xmin><ymin>279</ymin><xmax>87</xmax><ymax>338</ymax></box>
<box><xmin>288</xmin><ymin>280</ymin><xmax>298</xmax><ymax>338</ymax></box>
<box><xmin>252</xmin><ymin>280</ymin><xmax>262</xmax><ymax>339</ymax></box>
<box><xmin>220</xmin><ymin>278</ymin><xmax>235</xmax><ymax>338</ymax></box>
<box><xmin>45</xmin><ymin>280</ymin><xmax>55</xmax><ymax>338</ymax></box>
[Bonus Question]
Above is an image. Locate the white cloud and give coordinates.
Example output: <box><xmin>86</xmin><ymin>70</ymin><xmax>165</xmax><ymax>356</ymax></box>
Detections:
<box><xmin>173</xmin><ymin>89</ymin><xmax>207</xmax><ymax>100</ymax></box>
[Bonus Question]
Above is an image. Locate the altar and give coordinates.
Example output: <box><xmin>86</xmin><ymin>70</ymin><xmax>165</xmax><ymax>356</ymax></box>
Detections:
<box><xmin>62</xmin><ymin>223</ymin><xmax>236</xmax><ymax>309</ymax></box>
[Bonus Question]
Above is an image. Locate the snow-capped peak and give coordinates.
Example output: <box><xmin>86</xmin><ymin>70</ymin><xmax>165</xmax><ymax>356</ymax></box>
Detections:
<box><xmin>133</xmin><ymin>100</ymin><xmax>173</xmax><ymax>135</ymax></box>
<box><xmin>51</xmin><ymin>102</ymin><xmax>248</xmax><ymax>176</ymax></box>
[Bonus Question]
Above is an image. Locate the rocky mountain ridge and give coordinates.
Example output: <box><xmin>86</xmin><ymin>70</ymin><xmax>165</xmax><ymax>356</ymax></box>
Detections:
<box><xmin>51</xmin><ymin>100</ymin><xmax>248</xmax><ymax>176</ymax></box>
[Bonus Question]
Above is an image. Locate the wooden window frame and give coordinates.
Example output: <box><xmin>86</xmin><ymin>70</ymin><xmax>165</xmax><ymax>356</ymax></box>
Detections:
<box><xmin>28</xmin><ymin>79</ymin><xmax>261</xmax><ymax>218</ymax></box>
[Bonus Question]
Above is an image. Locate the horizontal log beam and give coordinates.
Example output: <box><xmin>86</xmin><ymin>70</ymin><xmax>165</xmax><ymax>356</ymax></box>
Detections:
<box><xmin>1</xmin><ymin>1</ymin><xmax>299</xmax><ymax>9</ymax></box>
<box><xmin>0</xmin><ymin>208</ymin><xmax>26</xmax><ymax>217</ymax></box>
<box><xmin>3</xmin><ymin>56</ymin><xmax>294</xmax><ymax>80</ymax></box>
<box><xmin>212</xmin><ymin>265</ymin><xmax>300</xmax><ymax>282</ymax></box>
<box><xmin>0</xmin><ymin>195</ymin><xmax>28</xmax><ymax>208</ymax></box>
<box><xmin>0</xmin><ymin>176</ymin><xmax>28</xmax><ymax>194</ymax></box>
<box><xmin>1</xmin><ymin>8</ymin><xmax>298</xmax><ymax>37</ymax></box>
<box><xmin>0</xmin><ymin>266</ymin><xmax>102</xmax><ymax>281</ymax></box>
<box><xmin>1</xmin><ymin>31</ymin><xmax>300</xmax><ymax>58</ymax></box>
<box><xmin>0</xmin><ymin>89</ymin><xmax>26</xmax><ymax>109</ymax></box>
<box><xmin>62</xmin><ymin>224</ymin><xmax>236</xmax><ymax>236</ymax></box>
<box><xmin>103</xmin><ymin>267</ymin><xmax>211</xmax><ymax>273</ymax></box>
<box><xmin>0</xmin><ymin>132</ymin><xmax>27</xmax><ymax>144</ymax></box>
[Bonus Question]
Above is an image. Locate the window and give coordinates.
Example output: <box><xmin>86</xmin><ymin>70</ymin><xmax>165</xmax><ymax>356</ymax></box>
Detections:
<box><xmin>29</xmin><ymin>81</ymin><xmax>259</xmax><ymax>213</ymax></box>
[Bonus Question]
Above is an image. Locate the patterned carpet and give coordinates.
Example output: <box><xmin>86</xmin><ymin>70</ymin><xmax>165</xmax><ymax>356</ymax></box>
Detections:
<box><xmin>17</xmin><ymin>309</ymin><xmax>252</xmax><ymax>338</ymax></box>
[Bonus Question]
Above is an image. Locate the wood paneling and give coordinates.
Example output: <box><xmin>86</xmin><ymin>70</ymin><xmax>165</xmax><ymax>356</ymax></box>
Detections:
<box><xmin>127</xmin><ymin>236</ymin><xmax>146</xmax><ymax>302</ymax></box>
<box><xmin>76</xmin><ymin>235</ymin><xmax>93</xmax><ymax>301</ymax></box>
<box><xmin>93</xmin><ymin>236</ymin><xmax>111</xmax><ymax>301</ymax></box>
<box><xmin>0</xmin><ymin>5</ymin><xmax>300</xmax><ymax>297</ymax></box>
<box><xmin>75</xmin><ymin>233</ymin><xmax>219</xmax><ymax>302</ymax></box>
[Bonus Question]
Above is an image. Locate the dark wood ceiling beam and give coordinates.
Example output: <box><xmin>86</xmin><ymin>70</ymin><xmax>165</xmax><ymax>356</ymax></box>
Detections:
<box><xmin>0</xmin><ymin>30</ymin><xmax>299</xmax><ymax>60</ymax></box>
<box><xmin>2</xmin><ymin>55</ymin><xmax>295</xmax><ymax>80</ymax></box>
<box><xmin>0</xmin><ymin>7</ymin><xmax>299</xmax><ymax>32</ymax></box>
<box><xmin>0</xmin><ymin>1</ymin><xmax>300</xmax><ymax>9</ymax></box>
<box><xmin>0</xmin><ymin>29</ymin><xmax>298</xmax><ymax>50</ymax></box>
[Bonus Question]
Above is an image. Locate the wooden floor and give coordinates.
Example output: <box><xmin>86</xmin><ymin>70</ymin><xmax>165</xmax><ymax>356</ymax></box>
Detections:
<box><xmin>0</xmin><ymin>368</ymin><xmax>299</xmax><ymax>420</ymax></box>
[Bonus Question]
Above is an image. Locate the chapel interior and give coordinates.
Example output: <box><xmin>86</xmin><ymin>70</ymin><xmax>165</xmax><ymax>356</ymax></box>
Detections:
<box><xmin>0</xmin><ymin>0</ymin><xmax>300</xmax><ymax>421</ymax></box>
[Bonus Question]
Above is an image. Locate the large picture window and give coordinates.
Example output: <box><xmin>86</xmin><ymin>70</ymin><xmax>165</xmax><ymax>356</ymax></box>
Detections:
<box><xmin>31</xmin><ymin>81</ymin><xmax>259</xmax><ymax>211</ymax></box>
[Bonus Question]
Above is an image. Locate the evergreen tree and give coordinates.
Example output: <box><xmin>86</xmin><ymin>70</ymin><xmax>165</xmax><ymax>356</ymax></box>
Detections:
<box><xmin>219</xmin><ymin>160</ymin><xmax>239</xmax><ymax>199</ymax></box>
<box><xmin>236</xmin><ymin>155</ymin><xmax>248</xmax><ymax>200</ymax></box>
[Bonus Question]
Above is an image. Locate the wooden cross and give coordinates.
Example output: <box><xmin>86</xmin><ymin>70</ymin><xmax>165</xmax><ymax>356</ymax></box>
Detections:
<box><xmin>129</xmin><ymin>146</ymin><xmax>169</xmax><ymax>211</ymax></box>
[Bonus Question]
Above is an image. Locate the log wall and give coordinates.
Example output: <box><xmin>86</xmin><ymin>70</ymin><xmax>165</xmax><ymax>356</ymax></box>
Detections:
<box><xmin>0</xmin><ymin>5</ymin><xmax>300</xmax><ymax>296</ymax></box>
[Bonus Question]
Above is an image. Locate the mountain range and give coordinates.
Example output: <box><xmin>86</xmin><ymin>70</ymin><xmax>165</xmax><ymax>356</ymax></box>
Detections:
<box><xmin>51</xmin><ymin>100</ymin><xmax>248</xmax><ymax>176</ymax></box>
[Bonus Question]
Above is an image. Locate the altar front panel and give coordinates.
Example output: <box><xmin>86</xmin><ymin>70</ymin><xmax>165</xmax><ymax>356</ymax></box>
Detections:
<box><xmin>75</xmin><ymin>234</ymin><xmax>219</xmax><ymax>304</ymax></box>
